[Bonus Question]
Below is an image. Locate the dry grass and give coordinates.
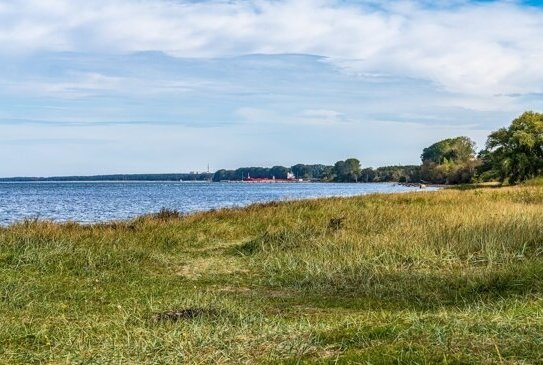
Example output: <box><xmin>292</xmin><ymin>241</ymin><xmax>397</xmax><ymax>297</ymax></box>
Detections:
<box><xmin>1</xmin><ymin>185</ymin><xmax>543</xmax><ymax>363</ymax></box>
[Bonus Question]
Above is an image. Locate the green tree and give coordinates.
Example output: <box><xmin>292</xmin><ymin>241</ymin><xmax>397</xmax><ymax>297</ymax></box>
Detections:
<box><xmin>269</xmin><ymin>166</ymin><xmax>289</xmax><ymax>179</ymax></box>
<box><xmin>291</xmin><ymin>164</ymin><xmax>329</xmax><ymax>180</ymax></box>
<box><xmin>421</xmin><ymin>136</ymin><xmax>478</xmax><ymax>184</ymax></box>
<box><xmin>334</xmin><ymin>158</ymin><xmax>361</xmax><ymax>182</ymax></box>
<box><xmin>421</xmin><ymin>136</ymin><xmax>476</xmax><ymax>164</ymax></box>
<box><xmin>344</xmin><ymin>158</ymin><xmax>362</xmax><ymax>182</ymax></box>
<box><xmin>360</xmin><ymin>167</ymin><xmax>376</xmax><ymax>182</ymax></box>
<box><xmin>321</xmin><ymin>166</ymin><xmax>336</xmax><ymax>181</ymax></box>
<box><xmin>482</xmin><ymin>111</ymin><xmax>543</xmax><ymax>183</ymax></box>
<box><xmin>373</xmin><ymin>165</ymin><xmax>421</xmax><ymax>183</ymax></box>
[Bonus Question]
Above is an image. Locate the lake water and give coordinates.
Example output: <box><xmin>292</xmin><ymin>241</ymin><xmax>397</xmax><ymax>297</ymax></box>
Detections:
<box><xmin>0</xmin><ymin>182</ymin><xmax>433</xmax><ymax>225</ymax></box>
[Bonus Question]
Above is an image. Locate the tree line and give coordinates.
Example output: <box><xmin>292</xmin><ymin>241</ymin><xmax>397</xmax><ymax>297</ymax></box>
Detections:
<box><xmin>419</xmin><ymin>111</ymin><xmax>543</xmax><ymax>184</ymax></box>
<box><xmin>0</xmin><ymin>173</ymin><xmax>214</xmax><ymax>182</ymax></box>
<box><xmin>213</xmin><ymin>111</ymin><xmax>543</xmax><ymax>184</ymax></box>
<box><xmin>213</xmin><ymin>161</ymin><xmax>422</xmax><ymax>183</ymax></box>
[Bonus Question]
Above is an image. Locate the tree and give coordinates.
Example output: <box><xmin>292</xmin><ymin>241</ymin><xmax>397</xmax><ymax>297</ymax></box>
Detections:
<box><xmin>420</xmin><ymin>137</ymin><xmax>478</xmax><ymax>184</ymax></box>
<box><xmin>291</xmin><ymin>164</ymin><xmax>308</xmax><ymax>179</ymax></box>
<box><xmin>333</xmin><ymin>158</ymin><xmax>361</xmax><ymax>182</ymax></box>
<box><xmin>344</xmin><ymin>158</ymin><xmax>362</xmax><ymax>182</ymax></box>
<box><xmin>333</xmin><ymin>160</ymin><xmax>346</xmax><ymax>181</ymax></box>
<box><xmin>291</xmin><ymin>164</ymin><xmax>329</xmax><ymax>180</ymax></box>
<box><xmin>373</xmin><ymin>165</ymin><xmax>421</xmax><ymax>183</ymax></box>
<box><xmin>482</xmin><ymin>111</ymin><xmax>543</xmax><ymax>183</ymax></box>
<box><xmin>421</xmin><ymin>136</ymin><xmax>476</xmax><ymax>164</ymax></box>
<box><xmin>269</xmin><ymin>166</ymin><xmax>289</xmax><ymax>179</ymax></box>
<box><xmin>321</xmin><ymin>166</ymin><xmax>336</xmax><ymax>182</ymax></box>
<box><xmin>360</xmin><ymin>168</ymin><xmax>376</xmax><ymax>182</ymax></box>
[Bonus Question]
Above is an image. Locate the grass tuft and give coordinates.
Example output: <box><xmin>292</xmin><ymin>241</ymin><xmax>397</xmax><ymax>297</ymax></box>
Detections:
<box><xmin>152</xmin><ymin>207</ymin><xmax>183</xmax><ymax>221</ymax></box>
<box><xmin>152</xmin><ymin>308</ymin><xmax>221</xmax><ymax>322</ymax></box>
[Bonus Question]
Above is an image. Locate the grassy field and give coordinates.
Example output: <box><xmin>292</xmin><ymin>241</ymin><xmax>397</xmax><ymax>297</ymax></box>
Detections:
<box><xmin>1</xmin><ymin>184</ymin><xmax>543</xmax><ymax>364</ymax></box>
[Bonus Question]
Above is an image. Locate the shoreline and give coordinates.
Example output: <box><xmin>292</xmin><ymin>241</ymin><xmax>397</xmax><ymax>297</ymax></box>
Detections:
<box><xmin>0</xmin><ymin>179</ymin><xmax>438</xmax><ymax>185</ymax></box>
<box><xmin>1</xmin><ymin>183</ymin><xmax>440</xmax><ymax>228</ymax></box>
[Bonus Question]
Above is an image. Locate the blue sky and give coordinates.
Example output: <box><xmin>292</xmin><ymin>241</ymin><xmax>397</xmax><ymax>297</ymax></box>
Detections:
<box><xmin>0</xmin><ymin>0</ymin><xmax>542</xmax><ymax>176</ymax></box>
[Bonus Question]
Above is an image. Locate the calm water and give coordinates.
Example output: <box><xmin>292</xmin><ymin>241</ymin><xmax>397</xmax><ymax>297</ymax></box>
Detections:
<box><xmin>0</xmin><ymin>182</ymin><xmax>433</xmax><ymax>225</ymax></box>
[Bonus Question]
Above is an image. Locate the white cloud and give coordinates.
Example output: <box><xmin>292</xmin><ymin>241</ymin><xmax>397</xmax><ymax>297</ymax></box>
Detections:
<box><xmin>0</xmin><ymin>72</ymin><xmax>125</xmax><ymax>98</ymax></box>
<box><xmin>0</xmin><ymin>0</ymin><xmax>542</xmax><ymax>96</ymax></box>
<box><xmin>0</xmin><ymin>70</ymin><xmax>224</xmax><ymax>99</ymax></box>
<box><xmin>300</xmin><ymin>109</ymin><xmax>350</xmax><ymax>124</ymax></box>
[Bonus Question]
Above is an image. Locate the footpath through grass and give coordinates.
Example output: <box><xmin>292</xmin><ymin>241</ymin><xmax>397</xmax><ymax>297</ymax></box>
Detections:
<box><xmin>1</xmin><ymin>185</ymin><xmax>543</xmax><ymax>364</ymax></box>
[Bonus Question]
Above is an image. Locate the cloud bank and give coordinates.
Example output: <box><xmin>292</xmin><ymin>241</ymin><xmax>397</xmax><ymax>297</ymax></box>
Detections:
<box><xmin>0</xmin><ymin>0</ymin><xmax>542</xmax><ymax>95</ymax></box>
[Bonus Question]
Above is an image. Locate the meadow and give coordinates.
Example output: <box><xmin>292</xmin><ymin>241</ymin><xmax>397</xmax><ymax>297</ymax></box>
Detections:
<box><xmin>1</xmin><ymin>183</ymin><xmax>543</xmax><ymax>364</ymax></box>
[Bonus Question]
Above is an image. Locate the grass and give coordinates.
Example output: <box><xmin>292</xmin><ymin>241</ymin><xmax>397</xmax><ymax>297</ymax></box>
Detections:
<box><xmin>1</xmin><ymin>185</ymin><xmax>543</xmax><ymax>363</ymax></box>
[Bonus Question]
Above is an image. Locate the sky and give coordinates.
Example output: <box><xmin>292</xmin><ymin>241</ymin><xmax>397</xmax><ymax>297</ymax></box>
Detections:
<box><xmin>1</xmin><ymin>0</ymin><xmax>543</xmax><ymax>177</ymax></box>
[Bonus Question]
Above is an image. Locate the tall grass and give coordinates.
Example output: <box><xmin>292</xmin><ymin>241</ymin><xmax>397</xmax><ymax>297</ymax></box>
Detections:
<box><xmin>1</xmin><ymin>186</ymin><xmax>543</xmax><ymax>363</ymax></box>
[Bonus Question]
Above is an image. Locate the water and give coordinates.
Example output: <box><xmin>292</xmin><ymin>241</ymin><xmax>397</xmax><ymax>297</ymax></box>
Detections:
<box><xmin>0</xmin><ymin>182</ymin><xmax>433</xmax><ymax>225</ymax></box>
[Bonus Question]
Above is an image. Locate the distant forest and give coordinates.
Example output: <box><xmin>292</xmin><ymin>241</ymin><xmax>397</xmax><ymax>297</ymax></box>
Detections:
<box><xmin>213</xmin><ymin>164</ymin><xmax>422</xmax><ymax>183</ymax></box>
<box><xmin>0</xmin><ymin>173</ymin><xmax>214</xmax><ymax>182</ymax></box>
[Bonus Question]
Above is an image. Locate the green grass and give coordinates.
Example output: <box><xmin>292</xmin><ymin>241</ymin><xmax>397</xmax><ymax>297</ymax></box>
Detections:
<box><xmin>1</xmin><ymin>186</ymin><xmax>543</xmax><ymax>364</ymax></box>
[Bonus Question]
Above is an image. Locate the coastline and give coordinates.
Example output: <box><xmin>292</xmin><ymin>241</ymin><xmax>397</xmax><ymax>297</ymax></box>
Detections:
<box><xmin>2</xmin><ymin>184</ymin><xmax>543</xmax><ymax>363</ymax></box>
<box><xmin>0</xmin><ymin>182</ymin><xmax>436</xmax><ymax>226</ymax></box>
